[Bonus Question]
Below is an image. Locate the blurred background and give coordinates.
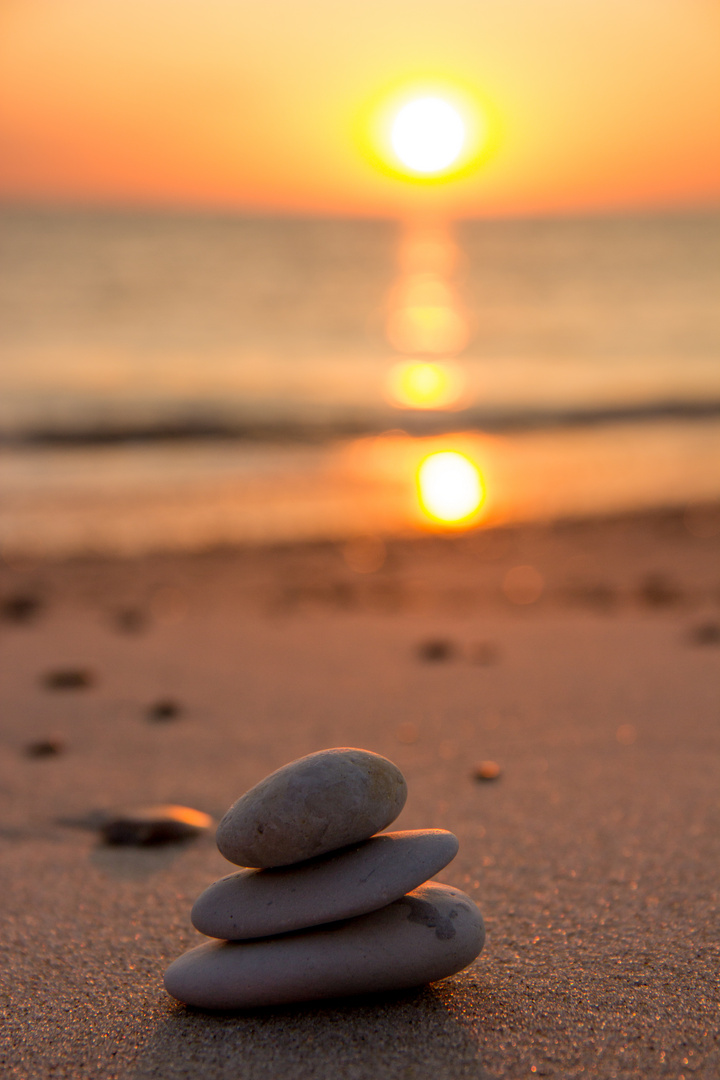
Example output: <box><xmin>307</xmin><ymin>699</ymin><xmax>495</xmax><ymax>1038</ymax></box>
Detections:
<box><xmin>1</xmin><ymin>0</ymin><xmax>719</xmax><ymax>558</ymax></box>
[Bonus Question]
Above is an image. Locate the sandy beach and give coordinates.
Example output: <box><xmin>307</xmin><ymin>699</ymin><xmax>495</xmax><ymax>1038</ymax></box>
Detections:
<box><xmin>1</xmin><ymin>506</ymin><xmax>719</xmax><ymax>1079</ymax></box>
<box><xmin>4</xmin><ymin>0</ymin><xmax>720</xmax><ymax>1074</ymax></box>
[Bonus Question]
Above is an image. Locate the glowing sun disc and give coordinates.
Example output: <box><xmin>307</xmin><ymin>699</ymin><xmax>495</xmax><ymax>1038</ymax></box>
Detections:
<box><xmin>417</xmin><ymin>451</ymin><xmax>484</xmax><ymax>523</ymax></box>
<box><xmin>391</xmin><ymin>97</ymin><xmax>466</xmax><ymax>174</ymax></box>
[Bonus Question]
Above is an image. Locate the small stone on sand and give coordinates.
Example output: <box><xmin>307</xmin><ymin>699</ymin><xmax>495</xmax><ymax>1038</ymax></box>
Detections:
<box><xmin>42</xmin><ymin>668</ymin><xmax>94</xmax><ymax>691</ymax></box>
<box><xmin>1</xmin><ymin>593</ymin><xmax>42</xmax><ymax>623</ymax></box>
<box><xmin>24</xmin><ymin>737</ymin><xmax>66</xmax><ymax>758</ymax></box>
<box><xmin>417</xmin><ymin>639</ymin><xmax>455</xmax><ymax>662</ymax></box>
<box><xmin>114</xmin><ymin>608</ymin><xmax>148</xmax><ymax>633</ymax></box>
<box><xmin>473</xmin><ymin>761</ymin><xmax>502</xmax><ymax>781</ymax></box>
<box><xmin>100</xmin><ymin>804</ymin><xmax>212</xmax><ymax>845</ymax></box>
<box><xmin>688</xmin><ymin>620</ymin><xmax>720</xmax><ymax>646</ymax></box>
<box><xmin>637</xmin><ymin>573</ymin><xmax>681</xmax><ymax>607</ymax></box>
<box><xmin>147</xmin><ymin>698</ymin><xmax>182</xmax><ymax>721</ymax></box>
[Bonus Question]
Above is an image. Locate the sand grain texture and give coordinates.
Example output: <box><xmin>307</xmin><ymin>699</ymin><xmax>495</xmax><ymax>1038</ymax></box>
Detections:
<box><xmin>1</xmin><ymin>509</ymin><xmax>719</xmax><ymax>1079</ymax></box>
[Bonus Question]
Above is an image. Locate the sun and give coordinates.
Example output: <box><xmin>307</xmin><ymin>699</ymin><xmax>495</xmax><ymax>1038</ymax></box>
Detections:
<box><xmin>390</xmin><ymin>96</ymin><xmax>466</xmax><ymax>175</ymax></box>
<box><xmin>357</xmin><ymin>80</ymin><xmax>495</xmax><ymax>183</ymax></box>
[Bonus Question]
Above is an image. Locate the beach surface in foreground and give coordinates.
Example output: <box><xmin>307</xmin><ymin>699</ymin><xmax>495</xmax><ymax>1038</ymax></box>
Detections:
<box><xmin>1</xmin><ymin>507</ymin><xmax>719</xmax><ymax>1080</ymax></box>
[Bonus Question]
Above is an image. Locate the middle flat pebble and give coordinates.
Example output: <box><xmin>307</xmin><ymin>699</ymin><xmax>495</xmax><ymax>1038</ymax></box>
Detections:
<box><xmin>192</xmin><ymin>829</ymin><xmax>459</xmax><ymax>940</ymax></box>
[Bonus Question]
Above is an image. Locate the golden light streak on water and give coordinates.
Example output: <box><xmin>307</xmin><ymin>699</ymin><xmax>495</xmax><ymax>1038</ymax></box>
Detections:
<box><xmin>396</xmin><ymin>225</ymin><xmax>462</xmax><ymax>277</ymax></box>
<box><xmin>416</xmin><ymin>450</ymin><xmax>485</xmax><ymax>524</ymax></box>
<box><xmin>4</xmin><ymin>423</ymin><xmax>720</xmax><ymax>559</ymax></box>
<box><xmin>385</xmin><ymin>360</ymin><xmax>466</xmax><ymax>409</ymax></box>
<box><xmin>386</xmin><ymin>296</ymin><xmax>469</xmax><ymax>355</ymax></box>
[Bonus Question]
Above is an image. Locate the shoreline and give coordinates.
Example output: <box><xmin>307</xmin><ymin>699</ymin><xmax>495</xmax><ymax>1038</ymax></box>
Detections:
<box><xmin>3</xmin><ymin>495</ymin><xmax>719</xmax><ymax>573</ymax></box>
<box><xmin>3</xmin><ymin>421</ymin><xmax>720</xmax><ymax>563</ymax></box>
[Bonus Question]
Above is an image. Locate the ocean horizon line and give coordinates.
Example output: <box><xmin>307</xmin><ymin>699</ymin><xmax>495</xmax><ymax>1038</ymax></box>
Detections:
<box><xmin>2</xmin><ymin>201</ymin><xmax>718</xmax><ymax>226</ymax></box>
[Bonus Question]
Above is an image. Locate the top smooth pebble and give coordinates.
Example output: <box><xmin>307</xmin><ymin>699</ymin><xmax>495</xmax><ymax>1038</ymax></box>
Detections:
<box><xmin>216</xmin><ymin>747</ymin><xmax>408</xmax><ymax>867</ymax></box>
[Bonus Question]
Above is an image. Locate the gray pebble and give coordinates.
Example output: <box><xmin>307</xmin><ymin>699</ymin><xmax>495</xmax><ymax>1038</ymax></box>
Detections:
<box><xmin>192</xmin><ymin>828</ymin><xmax>459</xmax><ymax>940</ymax></box>
<box><xmin>100</xmin><ymin>804</ymin><xmax>212</xmax><ymax>845</ymax></box>
<box><xmin>165</xmin><ymin>881</ymin><xmax>484</xmax><ymax>1009</ymax></box>
<box><xmin>216</xmin><ymin>748</ymin><xmax>407</xmax><ymax>868</ymax></box>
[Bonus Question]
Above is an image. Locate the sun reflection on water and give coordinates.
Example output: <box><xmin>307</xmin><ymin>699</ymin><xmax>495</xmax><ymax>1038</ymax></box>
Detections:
<box><xmin>386</xmin><ymin>289</ymin><xmax>469</xmax><ymax>356</ymax></box>
<box><xmin>383</xmin><ymin>222</ymin><xmax>471</xmax><ymax>415</ymax></box>
<box><xmin>417</xmin><ymin>450</ymin><xmax>485</xmax><ymax>525</ymax></box>
<box><xmin>385</xmin><ymin>360</ymin><xmax>465</xmax><ymax>410</ymax></box>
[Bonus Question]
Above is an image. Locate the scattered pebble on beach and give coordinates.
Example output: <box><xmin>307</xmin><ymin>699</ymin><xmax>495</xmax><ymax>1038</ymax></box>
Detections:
<box><xmin>687</xmin><ymin>620</ymin><xmax>720</xmax><ymax>646</ymax></box>
<box><xmin>637</xmin><ymin>573</ymin><xmax>681</xmax><ymax>607</ymax></box>
<box><xmin>146</xmin><ymin>697</ymin><xmax>182</xmax><ymax>721</ymax></box>
<box><xmin>24</xmin><ymin>736</ymin><xmax>66</xmax><ymax>758</ymax></box>
<box><xmin>100</xmin><ymin>804</ymin><xmax>212</xmax><ymax>845</ymax></box>
<box><xmin>473</xmin><ymin>760</ymin><xmax>502</xmax><ymax>781</ymax></box>
<box><xmin>1</xmin><ymin>593</ymin><xmax>43</xmax><ymax>624</ymax></box>
<box><xmin>417</xmin><ymin>638</ymin><xmax>456</xmax><ymax>662</ymax></box>
<box><xmin>164</xmin><ymin>747</ymin><xmax>485</xmax><ymax>1009</ymax></box>
<box><xmin>113</xmin><ymin>607</ymin><xmax>148</xmax><ymax>634</ymax></box>
<box><xmin>41</xmin><ymin>668</ymin><xmax>95</xmax><ymax>690</ymax></box>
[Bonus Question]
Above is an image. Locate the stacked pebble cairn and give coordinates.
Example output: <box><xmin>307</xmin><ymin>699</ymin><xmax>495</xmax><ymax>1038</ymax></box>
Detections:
<box><xmin>164</xmin><ymin>748</ymin><xmax>485</xmax><ymax>1009</ymax></box>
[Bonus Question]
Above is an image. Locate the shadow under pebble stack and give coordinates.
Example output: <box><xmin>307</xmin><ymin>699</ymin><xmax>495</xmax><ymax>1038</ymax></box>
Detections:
<box><xmin>164</xmin><ymin>747</ymin><xmax>485</xmax><ymax>1009</ymax></box>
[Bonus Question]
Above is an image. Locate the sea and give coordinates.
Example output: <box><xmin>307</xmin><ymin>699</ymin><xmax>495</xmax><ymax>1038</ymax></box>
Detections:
<box><xmin>1</xmin><ymin>207</ymin><xmax>719</xmax><ymax>558</ymax></box>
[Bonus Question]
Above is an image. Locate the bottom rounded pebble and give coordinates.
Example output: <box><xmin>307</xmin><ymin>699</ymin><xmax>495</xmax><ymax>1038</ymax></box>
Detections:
<box><xmin>164</xmin><ymin>881</ymin><xmax>484</xmax><ymax>1010</ymax></box>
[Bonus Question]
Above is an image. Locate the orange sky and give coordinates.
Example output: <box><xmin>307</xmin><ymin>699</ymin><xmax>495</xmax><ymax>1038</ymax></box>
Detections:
<box><xmin>1</xmin><ymin>0</ymin><xmax>719</xmax><ymax>217</ymax></box>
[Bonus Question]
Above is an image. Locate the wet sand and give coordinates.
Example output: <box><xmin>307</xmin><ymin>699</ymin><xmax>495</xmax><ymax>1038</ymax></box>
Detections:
<box><xmin>1</xmin><ymin>507</ymin><xmax>719</xmax><ymax>1079</ymax></box>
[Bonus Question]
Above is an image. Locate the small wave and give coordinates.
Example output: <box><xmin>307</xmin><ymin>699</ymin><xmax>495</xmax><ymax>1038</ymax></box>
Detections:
<box><xmin>3</xmin><ymin>398</ymin><xmax>720</xmax><ymax>447</ymax></box>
